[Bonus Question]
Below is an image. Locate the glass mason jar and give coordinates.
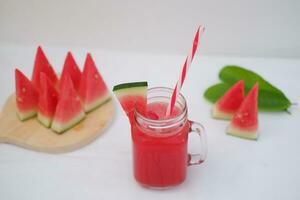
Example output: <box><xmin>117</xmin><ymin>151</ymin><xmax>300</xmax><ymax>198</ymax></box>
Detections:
<box><xmin>131</xmin><ymin>87</ymin><xmax>207</xmax><ymax>189</ymax></box>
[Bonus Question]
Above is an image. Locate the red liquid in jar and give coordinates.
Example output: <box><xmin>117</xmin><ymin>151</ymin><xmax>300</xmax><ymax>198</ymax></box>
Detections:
<box><xmin>131</xmin><ymin>102</ymin><xmax>190</xmax><ymax>188</ymax></box>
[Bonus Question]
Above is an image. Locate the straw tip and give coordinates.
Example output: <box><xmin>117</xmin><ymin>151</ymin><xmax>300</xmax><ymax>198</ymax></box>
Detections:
<box><xmin>198</xmin><ymin>25</ymin><xmax>205</xmax><ymax>32</ymax></box>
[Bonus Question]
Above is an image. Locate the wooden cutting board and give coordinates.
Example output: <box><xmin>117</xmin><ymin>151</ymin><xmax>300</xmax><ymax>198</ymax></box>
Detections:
<box><xmin>0</xmin><ymin>94</ymin><xmax>115</xmax><ymax>153</ymax></box>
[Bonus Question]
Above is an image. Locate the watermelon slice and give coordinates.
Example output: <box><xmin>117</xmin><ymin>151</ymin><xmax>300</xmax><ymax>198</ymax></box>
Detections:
<box><xmin>78</xmin><ymin>53</ymin><xmax>110</xmax><ymax>112</ymax></box>
<box><xmin>37</xmin><ymin>73</ymin><xmax>59</xmax><ymax>127</ymax></box>
<box><xmin>60</xmin><ymin>52</ymin><xmax>81</xmax><ymax>92</ymax></box>
<box><xmin>227</xmin><ymin>83</ymin><xmax>259</xmax><ymax>140</ymax></box>
<box><xmin>212</xmin><ymin>80</ymin><xmax>244</xmax><ymax>120</ymax></box>
<box><xmin>31</xmin><ymin>46</ymin><xmax>58</xmax><ymax>91</ymax></box>
<box><xmin>51</xmin><ymin>73</ymin><xmax>85</xmax><ymax>133</ymax></box>
<box><xmin>113</xmin><ymin>82</ymin><xmax>148</xmax><ymax>123</ymax></box>
<box><xmin>15</xmin><ymin>69</ymin><xmax>39</xmax><ymax>121</ymax></box>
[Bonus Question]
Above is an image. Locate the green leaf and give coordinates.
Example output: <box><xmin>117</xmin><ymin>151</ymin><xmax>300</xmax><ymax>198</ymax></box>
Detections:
<box><xmin>220</xmin><ymin>66</ymin><xmax>289</xmax><ymax>95</ymax></box>
<box><xmin>204</xmin><ymin>82</ymin><xmax>291</xmax><ymax>111</ymax></box>
<box><xmin>204</xmin><ymin>83</ymin><xmax>231</xmax><ymax>103</ymax></box>
<box><xmin>219</xmin><ymin>65</ymin><xmax>291</xmax><ymax>110</ymax></box>
<box><xmin>258</xmin><ymin>89</ymin><xmax>291</xmax><ymax>111</ymax></box>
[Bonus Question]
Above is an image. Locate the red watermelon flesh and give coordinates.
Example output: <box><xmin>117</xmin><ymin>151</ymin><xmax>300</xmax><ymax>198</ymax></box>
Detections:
<box><xmin>113</xmin><ymin>82</ymin><xmax>148</xmax><ymax>124</ymax></box>
<box><xmin>60</xmin><ymin>52</ymin><xmax>81</xmax><ymax>92</ymax></box>
<box><xmin>78</xmin><ymin>53</ymin><xmax>110</xmax><ymax>112</ymax></box>
<box><xmin>31</xmin><ymin>46</ymin><xmax>58</xmax><ymax>91</ymax></box>
<box><xmin>37</xmin><ymin>73</ymin><xmax>59</xmax><ymax>127</ymax></box>
<box><xmin>119</xmin><ymin>95</ymin><xmax>147</xmax><ymax>123</ymax></box>
<box><xmin>51</xmin><ymin>73</ymin><xmax>85</xmax><ymax>133</ymax></box>
<box><xmin>212</xmin><ymin>80</ymin><xmax>244</xmax><ymax>120</ymax></box>
<box><xmin>15</xmin><ymin>69</ymin><xmax>39</xmax><ymax>121</ymax></box>
<box><xmin>227</xmin><ymin>83</ymin><xmax>259</xmax><ymax>140</ymax></box>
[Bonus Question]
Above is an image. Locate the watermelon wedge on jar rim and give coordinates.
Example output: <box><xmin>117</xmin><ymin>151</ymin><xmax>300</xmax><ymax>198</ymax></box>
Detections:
<box><xmin>113</xmin><ymin>82</ymin><xmax>148</xmax><ymax>123</ymax></box>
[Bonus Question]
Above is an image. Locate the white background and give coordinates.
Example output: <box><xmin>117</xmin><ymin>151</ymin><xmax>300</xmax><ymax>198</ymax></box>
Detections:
<box><xmin>0</xmin><ymin>0</ymin><xmax>300</xmax><ymax>58</ymax></box>
<box><xmin>0</xmin><ymin>1</ymin><xmax>300</xmax><ymax>200</ymax></box>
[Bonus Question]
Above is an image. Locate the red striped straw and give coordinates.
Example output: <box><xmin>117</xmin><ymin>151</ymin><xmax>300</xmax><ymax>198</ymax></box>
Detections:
<box><xmin>166</xmin><ymin>25</ymin><xmax>205</xmax><ymax>116</ymax></box>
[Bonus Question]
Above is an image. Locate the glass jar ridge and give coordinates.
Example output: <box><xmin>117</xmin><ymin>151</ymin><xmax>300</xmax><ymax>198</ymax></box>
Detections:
<box><xmin>134</xmin><ymin>87</ymin><xmax>188</xmax><ymax>135</ymax></box>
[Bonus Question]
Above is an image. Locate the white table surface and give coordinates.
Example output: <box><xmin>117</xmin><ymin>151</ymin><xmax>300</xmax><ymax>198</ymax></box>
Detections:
<box><xmin>0</xmin><ymin>45</ymin><xmax>300</xmax><ymax>200</ymax></box>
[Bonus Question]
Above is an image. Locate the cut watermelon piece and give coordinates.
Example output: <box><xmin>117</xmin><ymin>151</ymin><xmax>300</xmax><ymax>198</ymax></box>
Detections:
<box><xmin>51</xmin><ymin>73</ymin><xmax>85</xmax><ymax>133</ymax></box>
<box><xmin>37</xmin><ymin>73</ymin><xmax>59</xmax><ymax>127</ymax></box>
<box><xmin>15</xmin><ymin>69</ymin><xmax>39</xmax><ymax>121</ymax></box>
<box><xmin>227</xmin><ymin>83</ymin><xmax>259</xmax><ymax>140</ymax></box>
<box><xmin>60</xmin><ymin>52</ymin><xmax>81</xmax><ymax>92</ymax></box>
<box><xmin>78</xmin><ymin>53</ymin><xmax>110</xmax><ymax>112</ymax></box>
<box><xmin>31</xmin><ymin>46</ymin><xmax>58</xmax><ymax>91</ymax></box>
<box><xmin>113</xmin><ymin>82</ymin><xmax>148</xmax><ymax>123</ymax></box>
<box><xmin>212</xmin><ymin>80</ymin><xmax>244</xmax><ymax>120</ymax></box>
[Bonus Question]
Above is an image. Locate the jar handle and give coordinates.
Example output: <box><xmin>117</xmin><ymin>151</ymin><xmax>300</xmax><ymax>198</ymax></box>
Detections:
<box><xmin>188</xmin><ymin>120</ymin><xmax>207</xmax><ymax>166</ymax></box>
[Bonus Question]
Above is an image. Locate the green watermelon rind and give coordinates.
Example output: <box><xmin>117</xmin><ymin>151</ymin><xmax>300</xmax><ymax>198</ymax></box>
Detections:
<box><xmin>51</xmin><ymin>111</ymin><xmax>85</xmax><ymax>134</ymax></box>
<box><xmin>16</xmin><ymin>110</ymin><xmax>37</xmax><ymax>121</ymax></box>
<box><xmin>113</xmin><ymin>82</ymin><xmax>148</xmax><ymax>92</ymax></box>
<box><xmin>37</xmin><ymin>112</ymin><xmax>52</xmax><ymax>128</ymax></box>
<box><xmin>113</xmin><ymin>83</ymin><xmax>148</xmax><ymax>100</ymax></box>
<box><xmin>226</xmin><ymin>125</ymin><xmax>258</xmax><ymax>140</ymax></box>
<box><xmin>113</xmin><ymin>87</ymin><xmax>147</xmax><ymax>98</ymax></box>
<box><xmin>84</xmin><ymin>94</ymin><xmax>111</xmax><ymax>113</ymax></box>
<box><xmin>212</xmin><ymin>104</ymin><xmax>234</xmax><ymax>120</ymax></box>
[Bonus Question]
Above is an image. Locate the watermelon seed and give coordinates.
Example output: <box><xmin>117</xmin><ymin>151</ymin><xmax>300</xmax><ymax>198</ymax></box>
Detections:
<box><xmin>235</xmin><ymin>113</ymin><xmax>242</xmax><ymax>119</ymax></box>
<box><xmin>94</xmin><ymin>74</ymin><xmax>99</xmax><ymax>79</ymax></box>
<box><xmin>22</xmin><ymin>87</ymin><xmax>26</xmax><ymax>93</ymax></box>
<box><xmin>17</xmin><ymin>97</ymin><xmax>23</xmax><ymax>102</ymax></box>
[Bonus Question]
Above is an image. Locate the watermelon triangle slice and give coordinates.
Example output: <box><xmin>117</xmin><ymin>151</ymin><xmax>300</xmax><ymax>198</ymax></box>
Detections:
<box><xmin>227</xmin><ymin>83</ymin><xmax>259</xmax><ymax>140</ymax></box>
<box><xmin>78</xmin><ymin>53</ymin><xmax>111</xmax><ymax>113</ymax></box>
<box><xmin>60</xmin><ymin>52</ymin><xmax>82</xmax><ymax>92</ymax></box>
<box><xmin>15</xmin><ymin>69</ymin><xmax>39</xmax><ymax>121</ymax></box>
<box><xmin>212</xmin><ymin>80</ymin><xmax>244</xmax><ymax>120</ymax></box>
<box><xmin>31</xmin><ymin>46</ymin><xmax>58</xmax><ymax>91</ymax></box>
<box><xmin>51</xmin><ymin>73</ymin><xmax>85</xmax><ymax>133</ymax></box>
<box><xmin>113</xmin><ymin>82</ymin><xmax>148</xmax><ymax>123</ymax></box>
<box><xmin>37</xmin><ymin>73</ymin><xmax>59</xmax><ymax>127</ymax></box>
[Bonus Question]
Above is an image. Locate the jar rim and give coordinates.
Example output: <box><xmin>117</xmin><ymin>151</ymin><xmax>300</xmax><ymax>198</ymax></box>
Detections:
<box><xmin>134</xmin><ymin>87</ymin><xmax>187</xmax><ymax>128</ymax></box>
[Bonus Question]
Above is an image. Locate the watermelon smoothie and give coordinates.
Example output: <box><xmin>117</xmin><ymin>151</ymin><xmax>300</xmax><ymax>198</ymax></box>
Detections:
<box><xmin>131</xmin><ymin>87</ymin><xmax>207</xmax><ymax>188</ymax></box>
